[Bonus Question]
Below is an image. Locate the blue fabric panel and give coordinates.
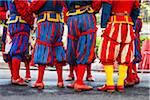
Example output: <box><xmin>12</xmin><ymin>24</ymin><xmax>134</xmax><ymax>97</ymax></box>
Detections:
<box><xmin>130</xmin><ymin>8</ymin><xmax>140</xmax><ymax>31</ymax></box>
<box><xmin>101</xmin><ymin>2</ymin><xmax>112</xmax><ymax>28</ymax></box>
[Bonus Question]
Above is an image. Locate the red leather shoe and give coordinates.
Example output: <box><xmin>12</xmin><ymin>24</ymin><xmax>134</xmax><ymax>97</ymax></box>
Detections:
<box><xmin>57</xmin><ymin>82</ymin><xmax>64</xmax><ymax>88</ymax></box>
<box><xmin>32</xmin><ymin>82</ymin><xmax>44</xmax><ymax>90</ymax></box>
<box><xmin>74</xmin><ymin>83</ymin><xmax>93</xmax><ymax>91</ymax></box>
<box><xmin>134</xmin><ymin>77</ymin><xmax>140</xmax><ymax>84</ymax></box>
<box><xmin>65</xmin><ymin>76</ymin><xmax>74</xmax><ymax>81</ymax></box>
<box><xmin>67</xmin><ymin>82</ymin><xmax>75</xmax><ymax>88</ymax></box>
<box><xmin>12</xmin><ymin>78</ymin><xmax>28</xmax><ymax>86</ymax></box>
<box><xmin>97</xmin><ymin>85</ymin><xmax>115</xmax><ymax>93</ymax></box>
<box><xmin>25</xmin><ymin>77</ymin><xmax>31</xmax><ymax>83</ymax></box>
<box><xmin>116</xmin><ymin>86</ymin><xmax>124</xmax><ymax>93</ymax></box>
<box><xmin>86</xmin><ymin>76</ymin><xmax>95</xmax><ymax>82</ymax></box>
<box><xmin>124</xmin><ymin>79</ymin><xmax>135</xmax><ymax>87</ymax></box>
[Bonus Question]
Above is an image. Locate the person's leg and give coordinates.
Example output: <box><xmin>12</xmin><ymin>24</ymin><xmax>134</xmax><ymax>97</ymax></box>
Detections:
<box><xmin>12</xmin><ymin>58</ymin><xmax>20</xmax><ymax>80</ymax></box>
<box><xmin>117</xmin><ymin>39</ymin><xmax>134</xmax><ymax>92</ymax></box>
<box><xmin>117</xmin><ymin>65</ymin><xmax>128</xmax><ymax>92</ymax></box>
<box><xmin>67</xmin><ymin>66</ymin><xmax>78</xmax><ymax>88</ymax></box>
<box><xmin>132</xmin><ymin>64</ymin><xmax>140</xmax><ymax>84</ymax></box>
<box><xmin>66</xmin><ymin>66</ymin><xmax>74</xmax><ymax>81</ymax></box>
<box><xmin>24</xmin><ymin>60</ymin><xmax>31</xmax><ymax>82</ymax></box>
<box><xmin>66</xmin><ymin>16</ymin><xmax>78</xmax><ymax>89</ymax></box>
<box><xmin>75</xmin><ymin>65</ymin><xmax>86</xmax><ymax>85</ymax></box>
<box><xmin>56</xmin><ymin>65</ymin><xmax>64</xmax><ymax>88</ymax></box>
<box><xmin>86</xmin><ymin>64</ymin><xmax>94</xmax><ymax>82</ymax></box>
<box><xmin>73</xmin><ymin>14</ymin><xmax>97</xmax><ymax>91</ymax></box>
<box><xmin>10</xmin><ymin>32</ymin><xmax>30</xmax><ymax>86</ymax></box>
<box><xmin>97</xmin><ymin>65</ymin><xmax>115</xmax><ymax>92</ymax></box>
<box><xmin>11</xmin><ymin>57</ymin><xmax>27</xmax><ymax>86</ymax></box>
<box><xmin>98</xmin><ymin>31</ymin><xmax>119</xmax><ymax>92</ymax></box>
<box><xmin>32</xmin><ymin>65</ymin><xmax>45</xmax><ymax>89</ymax></box>
<box><xmin>74</xmin><ymin>64</ymin><xmax>93</xmax><ymax>91</ymax></box>
<box><xmin>124</xmin><ymin>63</ymin><xmax>135</xmax><ymax>87</ymax></box>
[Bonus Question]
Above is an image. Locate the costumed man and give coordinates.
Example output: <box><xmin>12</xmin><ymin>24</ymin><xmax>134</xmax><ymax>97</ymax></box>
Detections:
<box><xmin>98</xmin><ymin>0</ymin><xmax>140</xmax><ymax>92</ymax></box>
<box><xmin>64</xmin><ymin>0</ymin><xmax>101</xmax><ymax>82</ymax></box>
<box><xmin>65</xmin><ymin>0</ymin><xmax>101</xmax><ymax>91</ymax></box>
<box><xmin>0</xmin><ymin>0</ymin><xmax>31</xmax><ymax>85</ymax></box>
<box><xmin>125</xmin><ymin>15</ymin><xmax>142</xmax><ymax>87</ymax></box>
<box><xmin>15</xmin><ymin>0</ymin><xmax>66</xmax><ymax>89</ymax></box>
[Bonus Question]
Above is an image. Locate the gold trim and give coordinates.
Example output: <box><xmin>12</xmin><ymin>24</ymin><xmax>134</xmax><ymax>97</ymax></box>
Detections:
<box><xmin>37</xmin><ymin>13</ymin><xmax>47</xmax><ymax>23</ymax></box>
<box><xmin>37</xmin><ymin>11</ymin><xmax>63</xmax><ymax>23</ymax></box>
<box><xmin>108</xmin><ymin>16</ymin><xmax>134</xmax><ymax>25</ymax></box>
<box><xmin>66</xmin><ymin>5</ymin><xmax>94</xmax><ymax>16</ymax></box>
<box><xmin>7</xmin><ymin>16</ymin><xmax>26</xmax><ymax>24</ymax></box>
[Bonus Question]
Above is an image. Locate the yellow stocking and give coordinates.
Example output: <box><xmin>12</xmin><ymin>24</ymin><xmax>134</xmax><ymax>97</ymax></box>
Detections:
<box><xmin>117</xmin><ymin>65</ymin><xmax>128</xmax><ymax>86</ymax></box>
<box><xmin>104</xmin><ymin>65</ymin><xmax>114</xmax><ymax>86</ymax></box>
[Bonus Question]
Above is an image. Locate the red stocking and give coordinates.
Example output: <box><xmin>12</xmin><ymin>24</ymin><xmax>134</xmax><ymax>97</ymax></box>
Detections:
<box><xmin>56</xmin><ymin>66</ymin><xmax>63</xmax><ymax>83</ymax></box>
<box><xmin>24</xmin><ymin>60</ymin><xmax>31</xmax><ymax>78</ymax></box>
<box><xmin>87</xmin><ymin>65</ymin><xmax>92</xmax><ymax>78</ymax></box>
<box><xmin>132</xmin><ymin>64</ymin><xmax>138</xmax><ymax>77</ymax></box>
<box><xmin>12</xmin><ymin>58</ymin><xmax>21</xmax><ymax>80</ymax></box>
<box><xmin>36</xmin><ymin>65</ymin><xmax>46</xmax><ymax>83</ymax></box>
<box><xmin>76</xmin><ymin>64</ymin><xmax>86</xmax><ymax>85</ymax></box>
<box><xmin>126</xmin><ymin>63</ymin><xmax>134</xmax><ymax>82</ymax></box>
<box><xmin>68</xmin><ymin>66</ymin><xmax>74</xmax><ymax>77</ymax></box>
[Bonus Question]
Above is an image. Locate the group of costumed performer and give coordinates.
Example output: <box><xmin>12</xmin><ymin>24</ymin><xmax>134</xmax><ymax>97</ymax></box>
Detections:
<box><xmin>98</xmin><ymin>0</ymin><xmax>140</xmax><ymax>93</ymax></box>
<box><xmin>0</xmin><ymin>0</ymin><xmax>143</xmax><ymax>93</ymax></box>
<box><xmin>0</xmin><ymin>0</ymin><xmax>31</xmax><ymax>85</ymax></box>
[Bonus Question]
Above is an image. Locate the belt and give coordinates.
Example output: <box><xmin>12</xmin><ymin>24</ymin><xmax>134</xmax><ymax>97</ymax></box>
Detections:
<box><xmin>7</xmin><ymin>16</ymin><xmax>26</xmax><ymax>24</ymax></box>
<box><xmin>37</xmin><ymin>11</ymin><xmax>63</xmax><ymax>23</ymax></box>
<box><xmin>108</xmin><ymin>15</ymin><xmax>134</xmax><ymax>25</ymax></box>
<box><xmin>68</xmin><ymin>28</ymin><xmax>97</xmax><ymax>40</ymax></box>
<box><xmin>66</xmin><ymin>5</ymin><xmax>94</xmax><ymax>16</ymax></box>
<box><xmin>36</xmin><ymin>39</ymin><xmax>63</xmax><ymax>47</ymax></box>
<box><xmin>111</xmin><ymin>12</ymin><xmax>130</xmax><ymax>16</ymax></box>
